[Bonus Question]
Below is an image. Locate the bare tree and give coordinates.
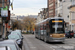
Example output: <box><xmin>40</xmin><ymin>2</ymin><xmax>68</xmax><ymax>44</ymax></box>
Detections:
<box><xmin>23</xmin><ymin>16</ymin><xmax>36</xmax><ymax>33</ymax></box>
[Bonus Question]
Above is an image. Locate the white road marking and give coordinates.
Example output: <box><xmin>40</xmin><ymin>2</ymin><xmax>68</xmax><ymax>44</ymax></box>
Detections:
<box><xmin>63</xmin><ymin>46</ymin><xmax>74</xmax><ymax>49</ymax></box>
<box><xmin>49</xmin><ymin>45</ymin><xmax>75</xmax><ymax>50</ymax></box>
<box><xmin>30</xmin><ymin>47</ymin><xmax>36</xmax><ymax>49</ymax></box>
<box><xmin>53</xmin><ymin>49</ymin><xmax>55</xmax><ymax>50</ymax></box>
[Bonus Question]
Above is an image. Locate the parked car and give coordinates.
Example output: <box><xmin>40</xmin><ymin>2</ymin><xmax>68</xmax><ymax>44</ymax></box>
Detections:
<box><xmin>15</xmin><ymin>30</ymin><xmax>22</xmax><ymax>33</ymax></box>
<box><xmin>14</xmin><ymin>30</ymin><xmax>24</xmax><ymax>39</ymax></box>
<box><xmin>70</xmin><ymin>31</ymin><xmax>74</xmax><ymax>37</ymax></box>
<box><xmin>65</xmin><ymin>31</ymin><xmax>72</xmax><ymax>38</ymax></box>
<box><xmin>10</xmin><ymin>31</ymin><xmax>23</xmax><ymax>40</ymax></box>
<box><xmin>0</xmin><ymin>40</ymin><xmax>21</xmax><ymax>50</ymax></box>
<box><xmin>74</xmin><ymin>33</ymin><xmax>75</xmax><ymax>38</ymax></box>
<box><xmin>0</xmin><ymin>46</ymin><xmax>11</xmax><ymax>50</ymax></box>
<box><xmin>8</xmin><ymin>34</ymin><xmax>22</xmax><ymax>49</ymax></box>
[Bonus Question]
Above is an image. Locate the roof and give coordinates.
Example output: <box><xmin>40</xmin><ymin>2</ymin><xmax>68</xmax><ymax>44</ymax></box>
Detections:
<box><xmin>0</xmin><ymin>47</ymin><xmax>6</xmax><ymax>50</ymax></box>
<box><xmin>0</xmin><ymin>46</ymin><xmax>11</xmax><ymax>50</ymax></box>
<box><xmin>36</xmin><ymin>17</ymin><xmax>64</xmax><ymax>25</ymax></box>
<box><xmin>50</xmin><ymin>17</ymin><xmax>63</xmax><ymax>19</ymax></box>
<box><xmin>0</xmin><ymin>40</ymin><xmax>16</xmax><ymax>44</ymax></box>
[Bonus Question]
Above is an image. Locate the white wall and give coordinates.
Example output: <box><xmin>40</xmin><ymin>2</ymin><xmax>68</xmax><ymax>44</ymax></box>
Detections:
<box><xmin>63</xmin><ymin>0</ymin><xmax>71</xmax><ymax>22</ymax></box>
<box><xmin>37</xmin><ymin>14</ymin><xmax>44</xmax><ymax>23</ymax></box>
<box><xmin>55</xmin><ymin>0</ymin><xmax>71</xmax><ymax>22</ymax></box>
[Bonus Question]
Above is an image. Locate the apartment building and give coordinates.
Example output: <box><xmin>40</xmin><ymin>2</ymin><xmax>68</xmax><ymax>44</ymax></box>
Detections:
<box><xmin>55</xmin><ymin>0</ymin><xmax>71</xmax><ymax>23</ymax></box>
<box><xmin>48</xmin><ymin>0</ymin><xmax>55</xmax><ymax>18</ymax></box>
<box><xmin>37</xmin><ymin>8</ymin><xmax>48</xmax><ymax>23</ymax></box>
<box><xmin>68</xmin><ymin>0</ymin><xmax>75</xmax><ymax>31</ymax></box>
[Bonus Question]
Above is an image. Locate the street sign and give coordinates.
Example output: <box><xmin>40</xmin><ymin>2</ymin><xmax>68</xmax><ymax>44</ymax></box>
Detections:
<box><xmin>1</xmin><ymin>6</ymin><xmax>8</xmax><ymax>17</ymax></box>
<box><xmin>1</xmin><ymin>10</ymin><xmax>8</xmax><ymax>17</ymax></box>
<box><xmin>2</xmin><ymin>10</ymin><xmax>10</xmax><ymax>20</ymax></box>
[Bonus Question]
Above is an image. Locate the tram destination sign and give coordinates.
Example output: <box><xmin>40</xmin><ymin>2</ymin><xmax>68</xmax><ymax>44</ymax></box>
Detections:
<box><xmin>52</xmin><ymin>20</ymin><xmax>63</xmax><ymax>23</ymax></box>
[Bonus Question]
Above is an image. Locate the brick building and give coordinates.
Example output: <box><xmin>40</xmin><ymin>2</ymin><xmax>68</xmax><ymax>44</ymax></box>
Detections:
<box><xmin>48</xmin><ymin>0</ymin><xmax>55</xmax><ymax>18</ymax></box>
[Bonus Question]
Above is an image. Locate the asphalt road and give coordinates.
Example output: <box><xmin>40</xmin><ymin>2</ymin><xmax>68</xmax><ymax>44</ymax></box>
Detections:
<box><xmin>22</xmin><ymin>34</ymin><xmax>75</xmax><ymax>50</ymax></box>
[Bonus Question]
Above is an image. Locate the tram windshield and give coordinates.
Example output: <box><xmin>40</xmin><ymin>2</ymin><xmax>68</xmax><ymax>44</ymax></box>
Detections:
<box><xmin>50</xmin><ymin>20</ymin><xmax>64</xmax><ymax>33</ymax></box>
<box><xmin>52</xmin><ymin>25</ymin><xmax>64</xmax><ymax>33</ymax></box>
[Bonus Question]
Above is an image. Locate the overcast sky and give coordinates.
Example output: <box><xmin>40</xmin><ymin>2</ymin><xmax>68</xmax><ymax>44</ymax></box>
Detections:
<box><xmin>10</xmin><ymin>0</ymin><xmax>47</xmax><ymax>16</ymax></box>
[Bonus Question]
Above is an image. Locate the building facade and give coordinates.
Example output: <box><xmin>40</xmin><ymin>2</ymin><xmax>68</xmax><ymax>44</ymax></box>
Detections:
<box><xmin>55</xmin><ymin>0</ymin><xmax>72</xmax><ymax>22</ymax></box>
<box><xmin>37</xmin><ymin>11</ymin><xmax>44</xmax><ymax>23</ymax></box>
<box><xmin>37</xmin><ymin>8</ymin><xmax>48</xmax><ymax>23</ymax></box>
<box><xmin>48</xmin><ymin>0</ymin><xmax>55</xmax><ymax>18</ymax></box>
<box><xmin>68</xmin><ymin>0</ymin><xmax>75</xmax><ymax>31</ymax></box>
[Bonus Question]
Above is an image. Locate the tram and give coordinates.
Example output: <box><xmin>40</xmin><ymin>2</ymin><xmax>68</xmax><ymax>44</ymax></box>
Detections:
<box><xmin>35</xmin><ymin>17</ymin><xmax>65</xmax><ymax>42</ymax></box>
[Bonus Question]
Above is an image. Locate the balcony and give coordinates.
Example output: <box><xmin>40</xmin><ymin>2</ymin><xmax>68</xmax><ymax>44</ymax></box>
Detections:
<box><xmin>72</xmin><ymin>0</ymin><xmax>75</xmax><ymax>5</ymax></box>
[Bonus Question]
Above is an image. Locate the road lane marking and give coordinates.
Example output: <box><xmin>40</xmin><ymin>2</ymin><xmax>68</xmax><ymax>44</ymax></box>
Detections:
<box><xmin>49</xmin><ymin>45</ymin><xmax>75</xmax><ymax>50</ymax></box>
<box><xmin>30</xmin><ymin>47</ymin><xmax>36</xmax><ymax>49</ymax></box>
<box><xmin>53</xmin><ymin>49</ymin><xmax>55</xmax><ymax>50</ymax></box>
<box><xmin>63</xmin><ymin>46</ymin><xmax>75</xmax><ymax>49</ymax></box>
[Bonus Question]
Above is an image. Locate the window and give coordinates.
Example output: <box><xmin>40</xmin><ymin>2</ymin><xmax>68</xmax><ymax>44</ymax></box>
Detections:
<box><xmin>71</xmin><ymin>0</ymin><xmax>72</xmax><ymax>2</ymax></box>
<box><xmin>0</xmin><ymin>0</ymin><xmax>2</xmax><ymax>3</ymax></box>
<box><xmin>72</xmin><ymin>0</ymin><xmax>75</xmax><ymax>5</ymax></box>
<box><xmin>0</xmin><ymin>0</ymin><xmax>2</xmax><ymax>8</ymax></box>
<box><xmin>59</xmin><ymin>3</ymin><xmax>62</xmax><ymax>7</ymax></box>
<box><xmin>0</xmin><ymin>0</ymin><xmax>7</xmax><ymax>8</ymax></box>
<box><xmin>49</xmin><ymin>10</ymin><xmax>53</xmax><ymax>13</ymax></box>
<box><xmin>59</xmin><ymin>0</ymin><xmax>62</xmax><ymax>2</ymax></box>
<box><xmin>63</xmin><ymin>0</ymin><xmax>65</xmax><ymax>2</ymax></box>
<box><xmin>49</xmin><ymin>3</ymin><xmax>53</xmax><ymax>7</ymax></box>
<box><xmin>71</xmin><ymin>12</ymin><xmax>75</xmax><ymax>20</ymax></box>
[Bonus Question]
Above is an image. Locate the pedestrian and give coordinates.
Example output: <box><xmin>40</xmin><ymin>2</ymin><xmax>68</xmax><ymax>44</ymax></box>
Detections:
<box><xmin>72</xmin><ymin>30</ymin><xmax>74</xmax><ymax>33</ymax></box>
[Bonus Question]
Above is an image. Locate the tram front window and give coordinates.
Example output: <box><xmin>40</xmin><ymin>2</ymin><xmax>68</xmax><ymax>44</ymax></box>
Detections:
<box><xmin>51</xmin><ymin>25</ymin><xmax>64</xmax><ymax>33</ymax></box>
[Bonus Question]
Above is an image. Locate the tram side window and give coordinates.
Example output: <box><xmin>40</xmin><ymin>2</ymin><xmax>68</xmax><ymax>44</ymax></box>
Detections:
<box><xmin>43</xmin><ymin>24</ymin><xmax>46</xmax><ymax>34</ymax></box>
<box><xmin>38</xmin><ymin>25</ymin><xmax>40</xmax><ymax>34</ymax></box>
<box><xmin>35</xmin><ymin>27</ymin><xmax>37</xmax><ymax>33</ymax></box>
<box><xmin>35</xmin><ymin>26</ymin><xmax>38</xmax><ymax>34</ymax></box>
<box><xmin>46</xmin><ymin>23</ymin><xmax>50</xmax><ymax>35</ymax></box>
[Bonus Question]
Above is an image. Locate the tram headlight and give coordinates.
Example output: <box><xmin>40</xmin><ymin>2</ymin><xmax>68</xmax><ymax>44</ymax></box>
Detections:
<box><xmin>50</xmin><ymin>35</ymin><xmax>52</xmax><ymax>37</ymax></box>
<box><xmin>64</xmin><ymin>35</ymin><xmax>65</xmax><ymax>37</ymax></box>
